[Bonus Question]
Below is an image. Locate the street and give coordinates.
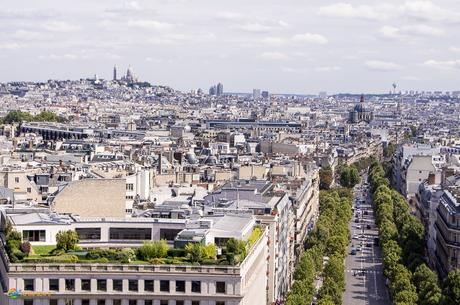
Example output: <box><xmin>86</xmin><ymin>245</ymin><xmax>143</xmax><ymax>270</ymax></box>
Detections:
<box><xmin>343</xmin><ymin>174</ymin><xmax>391</xmax><ymax>305</ymax></box>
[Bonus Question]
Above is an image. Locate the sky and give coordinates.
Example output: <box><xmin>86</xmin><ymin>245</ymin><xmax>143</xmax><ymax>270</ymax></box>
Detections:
<box><xmin>1</xmin><ymin>0</ymin><xmax>460</xmax><ymax>94</ymax></box>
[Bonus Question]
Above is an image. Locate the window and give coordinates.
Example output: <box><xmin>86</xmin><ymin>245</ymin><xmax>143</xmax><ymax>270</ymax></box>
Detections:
<box><xmin>175</xmin><ymin>280</ymin><xmax>185</xmax><ymax>292</ymax></box>
<box><xmin>160</xmin><ymin>280</ymin><xmax>170</xmax><ymax>292</ymax></box>
<box><xmin>65</xmin><ymin>279</ymin><xmax>75</xmax><ymax>291</ymax></box>
<box><xmin>126</xmin><ymin>183</ymin><xmax>134</xmax><ymax>190</ymax></box>
<box><xmin>128</xmin><ymin>280</ymin><xmax>138</xmax><ymax>292</ymax></box>
<box><xmin>49</xmin><ymin>279</ymin><xmax>59</xmax><ymax>291</ymax></box>
<box><xmin>144</xmin><ymin>280</ymin><xmax>154</xmax><ymax>292</ymax></box>
<box><xmin>129</xmin><ymin>301</ymin><xmax>137</xmax><ymax>305</ymax></box>
<box><xmin>192</xmin><ymin>302</ymin><xmax>200</xmax><ymax>305</ymax></box>
<box><xmin>159</xmin><ymin>228</ymin><xmax>182</xmax><ymax>241</ymax></box>
<box><xmin>64</xmin><ymin>299</ymin><xmax>73</xmax><ymax>305</ymax></box>
<box><xmin>191</xmin><ymin>281</ymin><xmax>201</xmax><ymax>293</ymax></box>
<box><xmin>15</xmin><ymin>177</ymin><xmax>19</xmax><ymax>183</ymax></box>
<box><xmin>126</xmin><ymin>195</ymin><xmax>134</xmax><ymax>200</ymax></box>
<box><xmin>24</xmin><ymin>300</ymin><xmax>33</xmax><ymax>305</ymax></box>
<box><xmin>24</xmin><ymin>279</ymin><xmax>34</xmax><ymax>291</ymax></box>
<box><xmin>97</xmin><ymin>300</ymin><xmax>106</xmax><ymax>305</ymax></box>
<box><xmin>50</xmin><ymin>300</ymin><xmax>58</xmax><ymax>305</ymax></box>
<box><xmin>145</xmin><ymin>301</ymin><xmax>153</xmax><ymax>305</ymax></box>
<box><xmin>216</xmin><ymin>282</ymin><xmax>226</xmax><ymax>293</ymax></box>
<box><xmin>81</xmin><ymin>279</ymin><xmax>91</xmax><ymax>291</ymax></box>
<box><xmin>113</xmin><ymin>279</ymin><xmax>123</xmax><ymax>291</ymax></box>
<box><xmin>76</xmin><ymin>228</ymin><xmax>101</xmax><ymax>240</ymax></box>
<box><xmin>176</xmin><ymin>301</ymin><xmax>184</xmax><ymax>305</ymax></box>
<box><xmin>109</xmin><ymin>228</ymin><xmax>152</xmax><ymax>240</ymax></box>
<box><xmin>214</xmin><ymin>237</ymin><xmax>230</xmax><ymax>247</ymax></box>
<box><xmin>113</xmin><ymin>301</ymin><xmax>121</xmax><ymax>305</ymax></box>
<box><xmin>27</xmin><ymin>187</ymin><xmax>31</xmax><ymax>193</ymax></box>
<box><xmin>22</xmin><ymin>230</ymin><xmax>46</xmax><ymax>242</ymax></box>
<box><xmin>97</xmin><ymin>279</ymin><xmax>107</xmax><ymax>291</ymax></box>
<box><xmin>82</xmin><ymin>300</ymin><xmax>90</xmax><ymax>305</ymax></box>
<box><xmin>216</xmin><ymin>302</ymin><xmax>225</xmax><ymax>305</ymax></box>
<box><xmin>160</xmin><ymin>301</ymin><xmax>168</xmax><ymax>305</ymax></box>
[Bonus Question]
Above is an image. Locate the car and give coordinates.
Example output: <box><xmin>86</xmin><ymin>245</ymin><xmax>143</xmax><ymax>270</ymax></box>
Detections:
<box><xmin>350</xmin><ymin>249</ymin><xmax>357</xmax><ymax>255</ymax></box>
<box><xmin>355</xmin><ymin>218</ymin><xmax>359</xmax><ymax>223</ymax></box>
<box><xmin>356</xmin><ymin>247</ymin><xmax>361</xmax><ymax>252</ymax></box>
<box><xmin>356</xmin><ymin>225</ymin><xmax>362</xmax><ymax>229</ymax></box>
<box><xmin>366</xmin><ymin>224</ymin><xmax>371</xmax><ymax>229</ymax></box>
<box><xmin>366</xmin><ymin>243</ymin><xmax>372</xmax><ymax>247</ymax></box>
<box><xmin>364</xmin><ymin>211</ymin><xmax>369</xmax><ymax>215</ymax></box>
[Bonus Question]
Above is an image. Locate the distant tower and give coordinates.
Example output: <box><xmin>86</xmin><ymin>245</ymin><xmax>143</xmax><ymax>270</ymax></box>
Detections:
<box><xmin>216</xmin><ymin>83</ymin><xmax>224</xmax><ymax>96</ymax></box>
<box><xmin>113</xmin><ymin>65</ymin><xmax>117</xmax><ymax>80</ymax></box>
<box><xmin>392</xmin><ymin>83</ymin><xmax>397</xmax><ymax>95</ymax></box>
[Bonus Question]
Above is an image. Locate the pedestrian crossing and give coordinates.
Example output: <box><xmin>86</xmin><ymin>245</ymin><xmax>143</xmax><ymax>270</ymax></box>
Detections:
<box><xmin>346</xmin><ymin>269</ymin><xmax>383</xmax><ymax>274</ymax></box>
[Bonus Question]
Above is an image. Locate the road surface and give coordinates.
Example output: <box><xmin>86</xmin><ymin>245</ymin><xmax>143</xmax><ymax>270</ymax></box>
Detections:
<box><xmin>343</xmin><ymin>175</ymin><xmax>391</xmax><ymax>305</ymax></box>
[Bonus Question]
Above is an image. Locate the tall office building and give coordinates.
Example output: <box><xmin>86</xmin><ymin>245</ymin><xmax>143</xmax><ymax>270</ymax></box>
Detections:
<box><xmin>261</xmin><ymin>91</ymin><xmax>269</xmax><ymax>99</ymax></box>
<box><xmin>216</xmin><ymin>83</ymin><xmax>223</xmax><ymax>96</ymax></box>
<box><xmin>113</xmin><ymin>65</ymin><xmax>117</xmax><ymax>80</ymax></box>
<box><xmin>253</xmin><ymin>89</ymin><xmax>261</xmax><ymax>100</ymax></box>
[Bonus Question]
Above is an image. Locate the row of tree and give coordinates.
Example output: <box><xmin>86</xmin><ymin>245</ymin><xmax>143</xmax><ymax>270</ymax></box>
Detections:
<box><xmin>286</xmin><ymin>189</ymin><xmax>352</xmax><ymax>305</ymax></box>
<box><xmin>0</xmin><ymin>110</ymin><xmax>67</xmax><ymax>124</ymax></box>
<box><xmin>369</xmin><ymin>161</ymin><xmax>460</xmax><ymax>305</ymax></box>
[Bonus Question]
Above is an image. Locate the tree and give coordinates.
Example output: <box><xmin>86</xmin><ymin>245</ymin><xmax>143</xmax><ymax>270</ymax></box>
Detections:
<box><xmin>319</xmin><ymin>166</ymin><xmax>333</xmax><ymax>190</ymax></box>
<box><xmin>413</xmin><ymin>264</ymin><xmax>441</xmax><ymax>305</ymax></box>
<box><xmin>202</xmin><ymin>243</ymin><xmax>217</xmax><ymax>259</ymax></box>
<box><xmin>441</xmin><ymin>271</ymin><xmax>460</xmax><ymax>305</ymax></box>
<box><xmin>56</xmin><ymin>230</ymin><xmax>79</xmax><ymax>252</ymax></box>
<box><xmin>185</xmin><ymin>243</ymin><xmax>203</xmax><ymax>263</ymax></box>
<box><xmin>226</xmin><ymin>238</ymin><xmax>247</xmax><ymax>257</ymax></box>
<box><xmin>137</xmin><ymin>240</ymin><xmax>168</xmax><ymax>260</ymax></box>
<box><xmin>2</xmin><ymin>110</ymin><xmax>33</xmax><ymax>124</ymax></box>
<box><xmin>384</xmin><ymin>142</ymin><xmax>396</xmax><ymax>158</ymax></box>
<box><xmin>340</xmin><ymin>166</ymin><xmax>360</xmax><ymax>188</ymax></box>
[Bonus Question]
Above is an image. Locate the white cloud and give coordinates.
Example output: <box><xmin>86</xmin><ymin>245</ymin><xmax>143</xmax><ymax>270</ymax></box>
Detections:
<box><xmin>318</xmin><ymin>1</ymin><xmax>460</xmax><ymax>22</ymax></box>
<box><xmin>261</xmin><ymin>37</ymin><xmax>286</xmax><ymax>46</ymax></box>
<box><xmin>315</xmin><ymin>66</ymin><xmax>341</xmax><ymax>72</ymax></box>
<box><xmin>42</xmin><ymin>21</ymin><xmax>81</xmax><ymax>32</ymax></box>
<box><xmin>449</xmin><ymin>46</ymin><xmax>460</xmax><ymax>52</ymax></box>
<box><xmin>38</xmin><ymin>53</ymin><xmax>86</xmax><ymax>60</ymax></box>
<box><xmin>0</xmin><ymin>42</ymin><xmax>23</xmax><ymax>50</ymax></box>
<box><xmin>259</xmin><ymin>52</ymin><xmax>289</xmax><ymax>60</ymax></box>
<box><xmin>217</xmin><ymin>11</ymin><xmax>245</xmax><ymax>20</ymax></box>
<box><xmin>292</xmin><ymin>33</ymin><xmax>328</xmax><ymax>44</ymax></box>
<box><xmin>127</xmin><ymin>19</ymin><xmax>175</xmax><ymax>31</ymax></box>
<box><xmin>281</xmin><ymin>66</ymin><xmax>296</xmax><ymax>73</ymax></box>
<box><xmin>125</xmin><ymin>1</ymin><xmax>141</xmax><ymax>11</ymax></box>
<box><xmin>232</xmin><ymin>22</ymin><xmax>274</xmax><ymax>33</ymax></box>
<box><xmin>380</xmin><ymin>26</ymin><xmax>401</xmax><ymax>39</ymax></box>
<box><xmin>400</xmin><ymin>1</ymin><xmax>460</xmax><ymax>22</ymax></box>
<box><xmin>318</xmin><ymin>3</ymin><xmax>393</xmax><ymax>21</ymax></box>
<box><xmin>365</xmin><ymin>60</ymin><xmax>404</xmax><ymax>71</ymax></box>
<box><xmin>402</xmin><ymin>75</ymin><xmax>421</xmax><ymax>81</ymax></box>
<box><xmin>381</xmin><ymin>24</ymin><xmax>444</xmax><ymax>39</ymax></box>
<box><xmin>423</xmin><ymin>59</ymin><xmax>460</xmax><ymax>69</ymax></box>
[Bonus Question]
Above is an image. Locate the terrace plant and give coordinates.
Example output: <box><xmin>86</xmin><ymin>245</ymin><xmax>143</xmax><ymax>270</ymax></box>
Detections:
<box><xmin>56</xmin><ymin>230</ymin><xmax>79</xmax><ymax>252</ymax></box>
<box><xmin>136</xmin><ymin>240</ymin><xmax>168</xmax><ymax>261</ymax></box>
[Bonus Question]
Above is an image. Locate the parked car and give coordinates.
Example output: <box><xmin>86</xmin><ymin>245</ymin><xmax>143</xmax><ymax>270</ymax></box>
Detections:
<box><xmin>350</xmin><ymin>249</ymin><xmax>357</xmax><ymax>255</ymax></box>
<box><xmin>366</xmin><ymin>224</ymin><xmax>371</xmax><ymax>229</ymax></box>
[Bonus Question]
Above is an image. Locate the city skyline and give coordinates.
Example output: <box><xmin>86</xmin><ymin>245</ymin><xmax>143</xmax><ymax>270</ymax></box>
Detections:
<box><xmin>1</xmin><ymin>0</ymin><xmax>460</xmax><ymax>94</ymax></box>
